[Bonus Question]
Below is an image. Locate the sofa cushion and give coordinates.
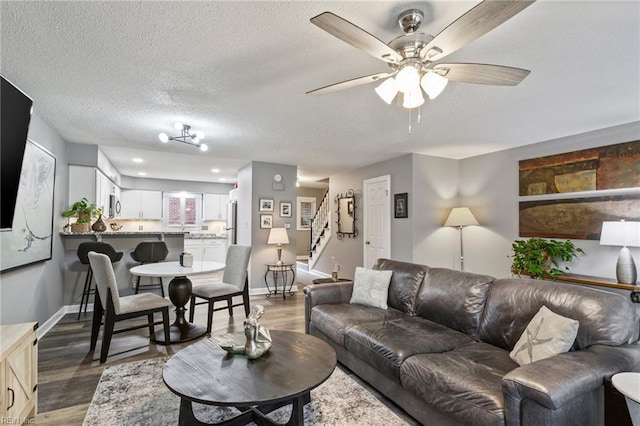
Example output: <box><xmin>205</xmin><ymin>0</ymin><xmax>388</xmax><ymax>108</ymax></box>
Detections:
<box><xmin>510</xmin><ymin>305</ymin><xmax>579</xmax><ymax>366</ymax></box>
<box><xmin>400</xmin><ymin>342</ymin><xmax>519</xmax><ymax>426</ymax></box>
<box><xmin>414</xmin><ymin>267</ymin><xmax>494</xmax><ymax>339</ymax></box>
<box><xmin>479</xmin><ymin>278</ymin><xmax>635</xmax><ymax>351</ymax></box>
<box><xmin>345</xmin><ymin>316</ymin><xmax>474</xmax><ymax>381</ymax></box>
<box><xmin>349</xmin><ymin>267</ymin><xmax>393</xmax><ymax>309</ymax></box>
<box><xmin>309</xmin><ymin>303</ymin><xmax>405</xmax><ymax>347</ymax></box>
<box><xmin>373</xmin><ymin>258</ymin><xmax>428</xmax><ymax>316</ymax></box>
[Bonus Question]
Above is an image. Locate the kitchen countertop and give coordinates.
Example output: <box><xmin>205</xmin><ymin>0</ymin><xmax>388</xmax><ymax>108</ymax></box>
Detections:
<box><xmin>59</xmin><ymin>231</ymin><xmax>188</xmax><ymax>241</ymax></box>
<box><xmin>184</xmin><ymin>233</ymin><xmax>227</xmax><ymax>239</ymax></box>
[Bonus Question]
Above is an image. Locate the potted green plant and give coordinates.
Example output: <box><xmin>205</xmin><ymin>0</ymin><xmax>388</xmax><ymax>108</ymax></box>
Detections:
<box><xmin>510</xmin><ymin>237</ymin><xmax>585</xmax><ymax>280</ymax></box>
<box><xmin>61</xmin><ymin>198</ymin><xmax>99</xmax><ymax>233</ymax></box>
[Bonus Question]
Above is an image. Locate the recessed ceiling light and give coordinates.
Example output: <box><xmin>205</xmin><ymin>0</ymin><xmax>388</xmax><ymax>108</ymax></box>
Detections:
<box><xmin>132</xmin><ymin>158</ymin><xmax>144</xmax><ymax>163</ymax></box>
<box><xmin>211</xmin><ymin>168</ymin><xmax>220</xmax><ymax>173</ymax></box>
<box><xmin>138</xmin><ymin>172</ymin><xmax>147</xmax><ymax>176</ymax></box>
<box><xmin>219</xmin><ymin>178</ymin><xmax>226</xmax><ymax>182</ymax></box>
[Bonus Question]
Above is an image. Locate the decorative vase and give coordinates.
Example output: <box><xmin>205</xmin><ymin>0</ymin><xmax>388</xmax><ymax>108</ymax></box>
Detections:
<box><xmin>92</xmin><ymin>215</ymin><xmax>107</xmax><ymax>232</ymax></box>
<box><xmin>71</xmin><ymin>222</ymin><xmax>90</xmax><ymax>233</ymax></box>
<box><xmin>331</xmin><ymin>271</ymin><xmax>339</xmax><ymax>282</ymax></box>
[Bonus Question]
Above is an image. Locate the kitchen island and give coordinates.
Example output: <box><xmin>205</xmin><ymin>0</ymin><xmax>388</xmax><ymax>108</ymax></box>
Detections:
<box><xmin>61</xmin><ymin>231</ymin><xmax>188</xmax><ymax>311</ymax></box>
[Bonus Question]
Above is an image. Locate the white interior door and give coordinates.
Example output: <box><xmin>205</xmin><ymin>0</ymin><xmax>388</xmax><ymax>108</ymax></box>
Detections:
<box><xmin>363</xmin><ymin>175</ymin><xmax>391</xmax><ymax>268</ymax></box>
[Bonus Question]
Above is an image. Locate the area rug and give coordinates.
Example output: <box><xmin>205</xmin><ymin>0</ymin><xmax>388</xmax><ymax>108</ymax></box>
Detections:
<box><xmin>83</xmin><ymin>357</ymin><xmax>409</xmax><ymax>425</ymax></box>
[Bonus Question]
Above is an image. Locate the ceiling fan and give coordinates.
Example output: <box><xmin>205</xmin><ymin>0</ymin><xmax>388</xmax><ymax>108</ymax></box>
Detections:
<box><xmin>306</xmin><ymin>0</ymin><xmax>536</xmax><ymax>109</ymax></box>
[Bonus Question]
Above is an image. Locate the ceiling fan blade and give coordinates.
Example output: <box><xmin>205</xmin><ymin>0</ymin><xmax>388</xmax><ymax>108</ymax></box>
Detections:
<box><xmin>306</xmin><ymin>72</ymin><xmax>393</xmax><ymax>96</ymax></box>
<box><xmin>420</xmin><ymin>0</ymin><xmax>536</xmax><ymax>62</ymax></box>
<box><xmin>311</xmin><ymin>12</ymin><xmax>403</xmax><ymax>64</ymax></box>
<box><xmin>433</xmin><ymin>63</ymin><xmax>530</xmax><ymax>86</ymax></box>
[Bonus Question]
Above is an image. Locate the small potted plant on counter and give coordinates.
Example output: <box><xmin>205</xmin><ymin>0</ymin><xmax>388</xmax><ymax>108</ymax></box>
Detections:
<box><xmin>510</xmin><ymin>237</ymin><xmax>585</xmax><ymax>280</ymax></box>
<box><xmin>62</xmin><ymin>197</ymin><xmax>99</xmax><ymax>233</ymax></box>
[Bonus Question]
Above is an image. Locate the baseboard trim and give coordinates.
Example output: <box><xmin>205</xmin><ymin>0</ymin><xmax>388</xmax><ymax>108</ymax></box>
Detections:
<box><xmin>38</xmin><ymin>306</ymin><xmax>67</xmax><ymax>339</ymax></box>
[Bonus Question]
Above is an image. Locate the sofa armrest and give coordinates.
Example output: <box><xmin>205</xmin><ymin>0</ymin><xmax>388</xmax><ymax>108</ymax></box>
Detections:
<box><xmin>502</xmin><ymin>344</ymin><xmax>640</xmax><ymax>424</ymax></box>
<box><xmin>303</xmin><ymin>281</ymin><xmax>353</xmax><ymax>333</ymax></box>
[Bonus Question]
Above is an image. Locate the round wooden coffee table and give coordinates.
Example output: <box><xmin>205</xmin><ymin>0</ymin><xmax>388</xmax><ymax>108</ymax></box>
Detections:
<box><xmin>163</xmin><ymin>330</ymin><xmax>337</xmax><ymax>426</ymax></box>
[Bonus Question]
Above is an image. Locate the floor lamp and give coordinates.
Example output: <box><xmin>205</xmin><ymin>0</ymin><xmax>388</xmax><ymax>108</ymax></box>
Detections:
<box><xmin>444</xmin><ymin>207</ymin><xmax>479</xmax><ymax>271</ymax></box>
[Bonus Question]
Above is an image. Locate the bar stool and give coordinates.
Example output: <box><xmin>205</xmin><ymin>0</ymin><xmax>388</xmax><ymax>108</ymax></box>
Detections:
<box><xmin>130</xmin><ymin>241</ymin><xmax>168</xmax><ymax>297</ymax></box>
<box><xmin>76</xmin><ymin>242</ymin><xmax>123</xmax><ymax>320</ymax></box>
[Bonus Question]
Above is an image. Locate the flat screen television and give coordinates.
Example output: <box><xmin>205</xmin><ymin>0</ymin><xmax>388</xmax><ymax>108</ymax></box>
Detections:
<box><xmin>1</xmin><ymin>75</ymin><xmax>33</xmax><ymax>230</ymax></box>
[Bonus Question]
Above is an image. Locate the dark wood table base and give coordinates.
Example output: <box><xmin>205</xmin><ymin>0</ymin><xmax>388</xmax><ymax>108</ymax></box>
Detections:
<box><xmin>178</xmin><ymin>392</ymin><xmax>309</xmax><ymax>426</ymax></box>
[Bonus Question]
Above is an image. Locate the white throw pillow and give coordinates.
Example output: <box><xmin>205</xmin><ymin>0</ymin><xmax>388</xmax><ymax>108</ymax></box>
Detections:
<box><xmin>349</xmin><ymin>267</ymin><xmax>393</xmax><ymax>309</ymax></box>
<box><xmin>510</xmin><ymin>305</ymin><xmax>579</xmax><ymax>366</ymax></box>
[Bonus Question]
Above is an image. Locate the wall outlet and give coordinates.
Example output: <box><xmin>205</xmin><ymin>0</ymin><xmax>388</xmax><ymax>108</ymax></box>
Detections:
<box><xmin>138</xmin><ymin>225</ymin><xmax>143</xmax><ymax>230</ymax></box>
<box><xmin>201</xmin><ymin>225</ymin><xmax>209</xmax><ymax>231</ymax></box>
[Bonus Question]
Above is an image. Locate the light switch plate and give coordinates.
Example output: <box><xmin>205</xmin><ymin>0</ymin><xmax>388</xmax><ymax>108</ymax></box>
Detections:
<box><xmin>284</xmin><ymin>223</ymin><xmax>291</xmax><ymax>229</ymax></box>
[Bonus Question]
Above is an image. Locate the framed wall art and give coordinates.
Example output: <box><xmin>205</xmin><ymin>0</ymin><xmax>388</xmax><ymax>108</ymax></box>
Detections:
<box><xmin>1</xmin><ymin>140</ymin><xmax>56</xmax><ymax>272</ymax></box>
<box><xmin>260</xmin><ymin>214</ymin><xmax>273</xmax><ymax>229</ymax></box>
<box><xmin>518</xmin><ymin>140</ymin><xmax>640</xmax><ymax>239</ymax></box>
<box><xmin>279</xmin><ymin>201</ymin><xmax>292</xmax><ymax>217</ymax></box>
<box><xmin>394</xmin><ymin>193</ymin><xmax>408</xmax><ymax>219</ymax></box>
<box><xmin>259</xmin><ymin>198</ymin><xmax>274</xmax><ymax>212</ymax></box>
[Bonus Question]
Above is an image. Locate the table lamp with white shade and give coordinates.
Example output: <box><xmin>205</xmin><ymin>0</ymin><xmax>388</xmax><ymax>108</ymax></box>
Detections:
<box><xmin>267</xmin><ymin>228</ymin><xmax>289</xmax><ymax>266</ymax></box>
<box><xmin>444</xmin><ymin>207</ymin><xmax>479</xmax><ymax>271</ymax></box>
<box><xmin>600</xmin><ymin>220</ymin><xmax>640</xmax><ymax>284</ymax></box>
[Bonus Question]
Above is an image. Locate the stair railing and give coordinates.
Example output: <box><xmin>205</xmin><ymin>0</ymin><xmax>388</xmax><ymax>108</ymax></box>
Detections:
<box><xmin>309</xmin><ymin>190</ymin><xmax>330</xmax><ymax>257</ymax></box>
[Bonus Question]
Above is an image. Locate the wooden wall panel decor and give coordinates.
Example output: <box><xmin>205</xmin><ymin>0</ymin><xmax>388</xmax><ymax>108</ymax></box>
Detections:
<box><xmin>519</xmin><ymin>140</ymin><xmax>640</xmax><ymax>196</ymax></box>
<box><xmin>519</xmin><ymin>194</ymin><xmax>640</xmax><ymax>240</ymax></box>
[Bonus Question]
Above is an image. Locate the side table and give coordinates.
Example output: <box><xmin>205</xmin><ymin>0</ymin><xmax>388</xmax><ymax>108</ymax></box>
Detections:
<box><xmin>264</xmin><ymin>263</ymin><xmax>296</xmax><ymax>299</ymax></box>
<box><xmin>612</xmin><ymin>372</ymin><xmax>640</xmax><ymax>426</ymax></box>
<box><xmin>312</xmin><ymin>278</ymin><xmax>352</xmax><ymax>285</ymax></box>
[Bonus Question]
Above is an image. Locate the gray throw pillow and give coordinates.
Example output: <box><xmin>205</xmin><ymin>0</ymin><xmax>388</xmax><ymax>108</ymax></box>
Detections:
<box><xmin>510</xmin><ymin>305</ymin><xmax>579</xmax><ymax>366</ymax></box>
<box><xmin>349</xmin><ymin>267</ymin><xmax>393</xmax><ymax>309</ymax></box>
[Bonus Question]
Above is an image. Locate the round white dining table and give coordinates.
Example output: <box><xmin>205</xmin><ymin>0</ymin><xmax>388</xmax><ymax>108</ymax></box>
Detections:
<box><xmin>130</xmin><ymin>261</ymin><xmax>225</xmax><ymax>344</ymax></box>
<box><xmin>612</xmin><ymin>372</ymin><xmax>640</xmax><ymax>426</ymax></box>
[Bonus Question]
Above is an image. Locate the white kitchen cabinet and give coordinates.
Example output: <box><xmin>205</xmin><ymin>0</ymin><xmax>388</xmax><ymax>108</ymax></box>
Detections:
<box><xmin>68</xmin><ymin>165</ymin><xmax>120</xmax><ymax>216</ymax></box>
<box><xmin>121</xmin><ymin>190</ymin><xmax>162</xmax><ymax>220</ymax></box>
<box><xmin>183</xmin><ymin>239</ymin><xmax>227</xmax><ymax>263</ymax></box>
<box><xmin>0</xmin><ymin>322</ymin><xmax>38</xmax><ymax>422</ymax></box>
<box><xmin>204</xmin><ymin>193</ymin><xmax>229</xmax><ymax>221</ymax></box>
<box><xmin>183</xmin><ymin>238</ymin><xmax>226</xmax><ymax>285</ymax></box>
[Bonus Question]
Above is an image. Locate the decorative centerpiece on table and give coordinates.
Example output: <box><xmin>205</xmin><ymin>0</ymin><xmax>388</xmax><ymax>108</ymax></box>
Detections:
<box><xmin>61</xmin><ymin>198</ymin><xmax>100</xmax><ymax>233</ymax></box>
<box><xmin>212</xmin><ymin>305</ymin><xmax>272</xmax><ymax>359</ymax></box>
<box><xmin>509</xmin><ymin>237</ymin><xmax>585</xmax><ymax>280</ymax></box>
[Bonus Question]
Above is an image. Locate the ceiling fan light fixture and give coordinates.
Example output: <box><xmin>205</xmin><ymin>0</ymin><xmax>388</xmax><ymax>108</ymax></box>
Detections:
<box><xmin>174</xmin><ymin>122</ymin><xmax>184</xmax><ymax>131</ymax></box>
<box><xmin>402</xmin><ymin>87</ymin><xmax>424</xmax><ymax>109</ymax></box>
<box><xmin>395</xmin><ymin>65</ymin><xmax>421</xmax><ymax>94</ymax></box>
<box><xmin>158</xmin><ymin>132</ymin><xmax>169</xmax><ymax>143</ymax></box>
<box><xmin>421</xmin><ymin>71</ymin><xmax>448</xmax><ymax>100</ymax></box>
<box><xmin>375</xmin><ymin>77</ymin><xmax>398</xmax><ymax>104</ymax></box>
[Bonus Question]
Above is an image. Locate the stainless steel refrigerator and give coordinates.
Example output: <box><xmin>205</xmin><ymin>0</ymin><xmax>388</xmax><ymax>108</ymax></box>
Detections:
<box><xmin>226</xmin><ymin>190</ymin><xmax>238</xmax><ymax>245</ymax></box>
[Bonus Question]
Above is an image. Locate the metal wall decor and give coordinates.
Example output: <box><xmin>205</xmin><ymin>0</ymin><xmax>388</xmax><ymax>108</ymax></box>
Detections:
<box><xmin>334</xmin><ymin>189</ymin><xmax>359</xmax><ymax>239</ymax></box>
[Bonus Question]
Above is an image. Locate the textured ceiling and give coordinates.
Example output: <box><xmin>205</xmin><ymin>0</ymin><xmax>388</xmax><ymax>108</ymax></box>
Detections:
<box><xmin>2</xmin><ymin>1</ymin><xmax>639</xmax><ymax>184</ymax></box>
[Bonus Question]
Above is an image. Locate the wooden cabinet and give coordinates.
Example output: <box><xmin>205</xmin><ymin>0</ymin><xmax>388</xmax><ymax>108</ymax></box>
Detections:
<box><xmin>121</xmin><ymin>190</ymin><xmax>162</xmax><ymax>220</ymax></box>
<box><xmin>0</xmin><ymin>322</ymin><xmax>38</xmax><ymax>422</ymax></box>
<box><xmin>204</xmin><ymin>194</ymin><xmax>229</xmax><ymax>221</ymax></box>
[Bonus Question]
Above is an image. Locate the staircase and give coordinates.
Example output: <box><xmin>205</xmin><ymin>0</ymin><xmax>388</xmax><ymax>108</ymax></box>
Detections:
<box><xmin>308</xmin><ymin>190</ymin><xmax>331</xmax><ymax>271</ymax></box>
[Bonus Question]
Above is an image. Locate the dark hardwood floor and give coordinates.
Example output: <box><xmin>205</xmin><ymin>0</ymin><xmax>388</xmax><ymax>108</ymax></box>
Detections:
<box><xmin>36</xmin><ymin>267</ymin><xmax>418</xmax><ymax>425</ymax></box>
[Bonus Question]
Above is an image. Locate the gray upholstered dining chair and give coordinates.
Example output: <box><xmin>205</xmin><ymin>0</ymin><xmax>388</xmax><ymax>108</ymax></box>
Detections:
<box><xmin>189</xmin><ymin>245</ymin><xmax>252</xmax><ymax>334</ymax></box>
<box><xmin>88</xmin><ymin>252</ymin><xmax>171</xmax><ymax>363</ymax></box>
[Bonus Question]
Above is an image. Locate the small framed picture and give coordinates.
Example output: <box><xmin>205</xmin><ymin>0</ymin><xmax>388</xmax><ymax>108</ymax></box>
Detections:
<box><xmin>260</xmin><ymin>214</ymin><xmax>273</xmax><ymax>229</ymax></box>
<box><xmin>259</xmin><ymin>198</ymin><xmax>274</xmax><ymax>212</ymax></box>
<box><xmin>394</xmin><ymin>193</ymin><xmax>408</xmax><ymax>219</ymax></box>
<box><xmin>280</xmin><ymin>201</ymin><xmax>292</xmax><ymax>217</ymax></box>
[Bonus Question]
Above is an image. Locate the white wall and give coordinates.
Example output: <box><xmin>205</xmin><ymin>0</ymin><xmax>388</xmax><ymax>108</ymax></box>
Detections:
<box><xmin>0</xmin><ymin>113</ymin><xmax>69</xmax><ymax>326</ymax></box>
